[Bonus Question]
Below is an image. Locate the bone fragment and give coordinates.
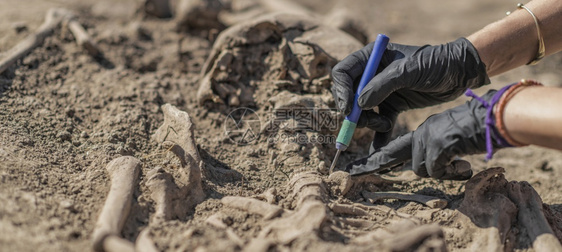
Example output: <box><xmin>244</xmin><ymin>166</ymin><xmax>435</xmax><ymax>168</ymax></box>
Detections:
<box><xmin>101</xmin><ymin>236</ymin><xmax>135</xmax><ymax>252</ymax></box>
<box><xmin>146</xmin><ymin>167</ymin><xmax>179</xmax><ymax>221</ymax></box>
<box><xmin>205</xmin><ymin>213</ymin><xmax>245</xmax><ymax>247</ymax></box>
<box><xmin>92</xmin><ymin>156</ymin><xmax>141</xmax><ymax>252</ymax></box>
<box><xmin>382</xmin><ymin>224</ymin><xmax>446</xmax><ymax>251</ymax></box>
<box><xmin>144</xmin><ymin>0</ymin><xmax>172</xmax><ymax>18</ymax></box>
<box><xmin>286</xmin><ymin>171</ymin><xmax>327</xmax><ymax>208</ymax></box>
<box><xmin>67</xmin><ymin>17</ymin><xmax>101</xmax><ymax>57</ymax></box>
<box><xmin>257</xmin><ymin>0</ymin><xmax>311</xmax><ymax>16</ymax></box>
<box><xmin>507</xmin><ymin>181</ymin><xmax>562</xmax><ymax>252</ymax></box>
<box><xmin>362</xmin><ymin>191</ymin><xmax>448</xmax><ymax>209</ymax></box>
<box><xmin>257</xmin><ymin>201</ymin><xmax>327</xmax><ymax>244</ymax></box>
<box><xmin>459</xmin><ymin>167</ymin><xmax>517</xmax><ymax>251</ymax></box>
<box><xmin>329</xmin><ymin>202</ymin><xmax>370</xmax><ymax>216</ymax></box>
<box><xmin>335</xmin><ymin>217</ymin><xmax>375</xmax><ymax>229</ymax></box>
<box><xmin>148</xmin><ymin>104</ymin><xmax>205</xmax><ymax>221</ymax></box>
<box><xmin>153</xmin><ymin>104</ymin><xmax>202</xmax><ymax>167</ymax></box>
<box><xmin>253</xmin><ymin>187</ymin><xmax>277</xmax><ymax>204</ymax></box>
<box><xmin>351</xmin><ymin>173</ymin><xmax>396</xmax><ymax>185</ymax></box>
<box><xmin>135</xmin><ymin>229</ymin><xmax>159</xmax><ymax>252</ymax></box>
<box><xmin>326</xmin><ymin>171</ymin><xmax>353</xmax><ymax>196</ymax></box>
<box><xmin>534</xmin><ymin>234</ymin><xmax>562</xmax><ymax>252</ymax></box>
<box><xmin>457</xmin><ymin>169</ymin><xmax>562</xmax><ymax>252</ymax></box>
<box><xmin>244</xmin><ymin>239</ymin><xmax>274</xmax><ymax>252</ymax></box>
<box><xmin>206</xmin><ymin>212</ymin><xmax>227</xmax><ymax>229</ymax></box>
<box><xmin>0</xmin><ymin>8</ymin><xmax>102</xmax><ymax>75</ymax></box>
<box><xmin>175</xmin><ymin>0</ymin><xmax>226</xmax><ymax>30</ymax></box>
<box><xmin>0</xmin><ymin>8</ymin><xmax>72</xmax><ymax>74</ymax></box>
<box><xmin>257</xmin><ymin>0</ymin><xmax>368</xmax><ymax>44</ymax></box>
<box><xmin>196</xmin><ymin>13</ymin><xmax>363</xmax><ymax>107</ymax></box>
<box><xmin>221</xmin><ymin>196</ymin><xmax>285</xmax><ymax>220</ymax></box>
<box><xmin>248</xmin><ymin>171</ymin><xmax>329</xmax><ymax>246</ymax></box>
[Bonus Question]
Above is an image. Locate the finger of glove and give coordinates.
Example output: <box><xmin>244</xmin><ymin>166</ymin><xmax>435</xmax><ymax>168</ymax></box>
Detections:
<box><xmin>356</xmin><ymin>110</ymin><xmax>393</xmax><ymax>132</ymax></box>
<box><xmin>411</xmin><ymin>131</ymin><xmax>430</xmax><ymax>178</ymax></box>
<box><xmin>357</xmin><ymin>60</ymin><xmax>409</xmax><ymax>110</ymax></box>
<box><xmin>331</xmin><ymin>45</ymin><xmax>373</xmax><ymax>115</ymax></box>
<box><xmin>424</xmin><ymin>140</ymin><xmax>460</xmax><ymax>179</ymax></box>
<box><xmin>370</xmin><ymin>107</ymin><xmax>398</xmax><ymax>151</ymax></box>
<box><xmin>439</xmin><ymin>159</ymin><xmax>473</xmax><ymax>180</ymax></box>
<box><xmin>348</xmin><ymin>132</ymin><xmax>413</xmax><ymax>176</ymax></box>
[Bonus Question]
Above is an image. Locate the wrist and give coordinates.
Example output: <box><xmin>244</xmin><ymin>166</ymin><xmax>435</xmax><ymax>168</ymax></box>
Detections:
<box><xmin>464</xmin><ymin>86</ymin><xmax>514</xmax><ymax>160</ymax></box>
<box><xmin>454</xmin><ymin>37</ymin><xmax>491</xmax><ymax>89</ymax></box>
<box><xmin>494</xmin><ymin>79</ymin><xmax>543</xmax><ymax>146</ymax></box>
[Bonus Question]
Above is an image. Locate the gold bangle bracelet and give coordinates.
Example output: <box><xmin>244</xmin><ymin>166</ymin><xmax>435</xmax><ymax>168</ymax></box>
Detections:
<box><xmin>507</xmin><ymin>3</ymin><xmax>546</xmax><ymax>65</ymax></box>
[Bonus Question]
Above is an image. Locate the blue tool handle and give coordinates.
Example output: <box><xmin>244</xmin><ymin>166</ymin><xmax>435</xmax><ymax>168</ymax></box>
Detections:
<box><xmin>335</xmin><ymin>34</ymin><xmax>389</xmax><ymax>151</ymax></box>
<box><xmin>345</xmin><ymin>34</ymin><xmax>390</xmax><ymax>123</ymax></box>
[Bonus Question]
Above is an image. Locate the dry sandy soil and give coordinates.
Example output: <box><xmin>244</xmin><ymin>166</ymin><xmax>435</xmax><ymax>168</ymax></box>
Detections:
<box><xmin>1</xmin><ymin>0</ymin><xmax>562</xmax><ymax>251</ymax></box>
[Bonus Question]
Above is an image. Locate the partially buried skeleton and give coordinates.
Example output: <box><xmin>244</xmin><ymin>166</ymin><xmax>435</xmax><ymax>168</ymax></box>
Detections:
<box><xmin>196</xmin><ymin>12</ymin><xmax>364</xmax><ymax>109</ymax></box>
<box><xmin>91</xmin><ymin>2</ymin><xmax>562</xmax><ymax>252</ymax></box>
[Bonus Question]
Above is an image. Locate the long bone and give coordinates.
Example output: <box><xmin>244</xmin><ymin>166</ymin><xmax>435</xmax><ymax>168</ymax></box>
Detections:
<box><xmin>0</xmin><ymin>9</ymin><xmax>70</xmax><ymax>74</ymax></box>
<box><xmin>0</xmin><ymin>8</ymin><xmax>101</xmax><ymax>75</ymax></box>
<box><xmin>66</xmin><ymin>16</ymin><xmax>101</xmax><ymax>57</ymax></box>
<box><xmin>91</xmin><ymin>156</ymin><xmax>141</xmax><ymax>252</ymax></box>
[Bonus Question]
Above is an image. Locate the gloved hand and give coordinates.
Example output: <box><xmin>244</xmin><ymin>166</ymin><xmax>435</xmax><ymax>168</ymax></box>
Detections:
<box><xmin>332</xmin><ymin>38</ymin><xmax>490</xmax><ymax>148</ymax></box>
<box><xmin>346</xmin><ymin>90</ymin><xmax>509</xmax><ymax>179</ymax></box>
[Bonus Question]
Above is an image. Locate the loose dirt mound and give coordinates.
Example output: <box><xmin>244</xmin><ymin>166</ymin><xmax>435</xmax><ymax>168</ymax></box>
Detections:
<box><xmin>1</xmin><ymin>0</ymin><xmax>562</xmax><ymax>251</ymax></box>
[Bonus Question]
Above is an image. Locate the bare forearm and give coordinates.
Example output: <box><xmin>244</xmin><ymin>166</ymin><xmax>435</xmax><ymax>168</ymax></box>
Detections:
<box><xmin>467</xmin><ymin>0</ymin><xmax>562</xmax><ymax>76</ymax></box>
<box><xmin>503</xmin><ymin>86</ymin><xmax>562</xmax><ymax>150</ymax></box>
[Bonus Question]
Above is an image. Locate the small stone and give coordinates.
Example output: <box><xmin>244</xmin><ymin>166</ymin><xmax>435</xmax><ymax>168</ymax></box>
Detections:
<box><xmin>92</xmin><ymin>132</ymin><xmax>104</xmax><ymax>138</ymax></box>
<box><xmin>107</xmin><ymin>132</ymin><xmax>121</xmax><ymax>143</ymax></box>
<box><xmin>71</xmin><ymin>186</ymin><xmax>82</xmax><ymax>194</ymax></box>
<box><xmin>279</xmin><ymin>141</ymin><xmax>300</xmax><ymax>153</ymax></box>
<box><xmin>65</xmin><ymin>107</ymin><xmax>75</xmax><ymax>117</ymax></box>
<box><xmin>227</xmin><ymin>95</ymin><xmax>240</xmax><ymax>107</ymax></box>
<box><xmin>19</xmin><ymin>137</ymin><xmax>34</xmax><ymax>146</ymax></box>
<box><xmin>60</xmin><ymin>199</ymin><xmax>75</xmax><ymax>211</ymax></box>
<box><xmin>49</xmin><ymin>72</ymin><xmax>60</xmax><ymax>81</ymax></box>
<box><xmin>245</xmin><ymin>148</ymin><xmax>259</xmax><ymax>158</ymax></box>
<box><xmin>224</xmin><ymin>216</ymin><xmax>233</xmax><ymax>226</ymax></box>
<box><xmin>80</xmin><ymin>131</ymin><xmax>89</xmax><ymax>138</ymax></box>
<box><xmin>317</xmin><ymin>161</ymin><xmax>327</xmax><ymax>173</ymax></box>
<box><xmin>11</xmin><ymin>22</ymin><xmax>27</xmax><ymax>33</ymax></box>
<box><xmin>241</xmin><ymin>160</ymin><xmax>259</xmax><ymax>171</ymax></box>
<box><xmin>534</xmin><ymin>160</ymin><xmax>553</xmax><ymax>172</ymax></box>
<box><xmin>65</xmin><ymin>127</ymin><xmax>74</xmax><ymax>134</ymax></box>
<box><xmin>57</xmin><ymin>131</ymin><xmax>72</xmax><ymax>142</ymax></box>
<box><xmin>128</xmin><ymin>21</ymin><xmax>151</xmax><ymax>40</ymax></box>
<box><xmin>327</xmin><ymin>171</ymin><xmax>352</xmax><ymax>196</ymax></box>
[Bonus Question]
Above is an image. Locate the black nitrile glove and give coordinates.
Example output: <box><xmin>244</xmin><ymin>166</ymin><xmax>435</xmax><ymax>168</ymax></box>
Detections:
<box><xmin>332</xmin><ymin>38</ymin><xmax>490</xmax><ymax>149</ymax></box>
<box><xmin>346</xmin><ymin>90</ymin><xmax>508</xmax><ymax>180</ymax></box>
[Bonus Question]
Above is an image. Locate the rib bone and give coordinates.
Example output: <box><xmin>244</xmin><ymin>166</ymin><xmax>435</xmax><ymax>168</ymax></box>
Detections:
<box><xmin>221</xmin><ymin>196</ymin><xmax>285</xmax><ymax>220</ymax></box>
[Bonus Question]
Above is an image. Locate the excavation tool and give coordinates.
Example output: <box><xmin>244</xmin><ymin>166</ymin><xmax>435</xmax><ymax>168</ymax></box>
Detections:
<box><xmin>329</xmin><ymin>34</ymin><xmax>389</xmax><ymax>173</ymax></box>
<box><xmin>346</xmin><ymin>131</ymin><xmax>473</xmax><ymax>180</ymax></box>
